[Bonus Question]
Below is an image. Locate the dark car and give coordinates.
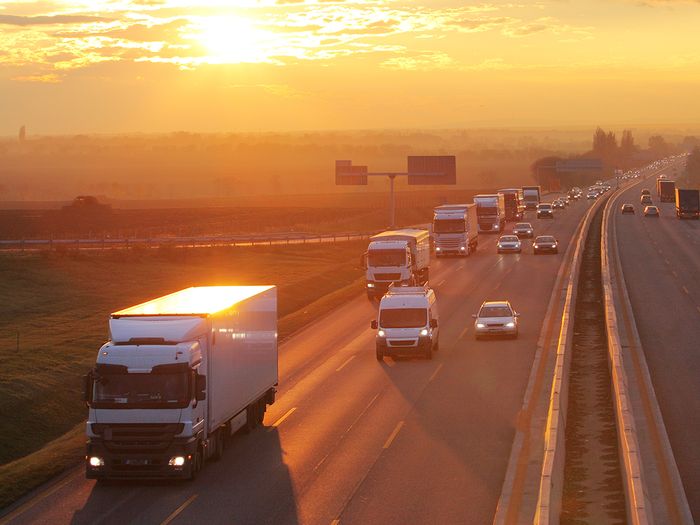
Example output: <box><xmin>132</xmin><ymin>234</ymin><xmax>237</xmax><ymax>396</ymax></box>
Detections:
<box><xmin>536</xmin><ymin>203</ymin><xmax>554</xmax><ymax>219</ymax></box>
<box><xmin>621</xmin><ymin>204</ymin><xmax>635</xmax><ymax>214</ymax></box>
<box><xmin>533</xmin><ymin>235</ymin><xmax>558</xmax><ymax>254</ymax></box>
<box><xmin>512</xmin><ymin>222</ymin><xmax>534</xmax><ymax>238</ymax></box>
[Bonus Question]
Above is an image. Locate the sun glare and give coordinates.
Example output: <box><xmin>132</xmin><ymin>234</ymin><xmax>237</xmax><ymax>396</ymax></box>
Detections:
<box><xmin>194</xmin><ymin>16</ymin><xmax>275</xmax><ymax>64</ymax></box>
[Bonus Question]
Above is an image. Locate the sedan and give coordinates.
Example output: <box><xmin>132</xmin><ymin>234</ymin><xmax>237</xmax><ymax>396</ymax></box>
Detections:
<box><xmin>620</xmin><ymin>204</ymin><xmax>635</xmax><ymax>214</ymax></box>
<box><xmin>473</xmin><ymin>300</ymin><xmax>519</xmax><ymax>339</ymax></box>
<box><xmin>552</xmin><ymin>200</ymin><xmax>565</xmax><ymax>209</ymax></box>
<box><xmin>512</xmin><ymin>222</ymin><xmax>534</xmax><ymax>238</ymax></box>
<box><xmin>533</xmin><ymin>235</ymin><xmax>558</xmax><ymax>254</ymax></box>
<box><xmin>644</xmin><ymin>205</ymin><xmax>660</xmax><ymax>217</ymax></box>
<box><xmin>497</xmin><ymin>235</ymin><xmax>522</xmax><ymax>253</ymax></box>
<box><xmin>641</xmin><ymin>195</ymin><xmax>653</xmax><ymax>205</ymax></box>
<box><xmin>536</xmin><ymin>203</ymin><xmax>554</xmax><ymax>218</ymax></box>
<box><xmin>586</xmin><ymin>191</ymin><xmax>598</xmax><ymax>200</ymax></box>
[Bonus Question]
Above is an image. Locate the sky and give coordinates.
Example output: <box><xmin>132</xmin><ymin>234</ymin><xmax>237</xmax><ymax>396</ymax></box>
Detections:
<box><xmin>1</xmin><ymin>0</ymin><xmax>700</xmax><ymax>134</ymax></box>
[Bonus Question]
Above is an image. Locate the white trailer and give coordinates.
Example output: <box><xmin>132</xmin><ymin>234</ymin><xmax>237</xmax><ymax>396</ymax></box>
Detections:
<box><xmin>85</xmin><ymin>286</ymin><xmax>277</xmax><ymax>480</ymax></box>
<box><xmin>432</xmin><ymin>204</ymin><xmax>478</xmax><ymax>257</ymax></box>
<box><xmin>473</xmin><ymin>194</ymin><xmax>506</xmax><ymax>233</ymax></box>
<box><xmin>364</xmin><ymin>229</ymin><xmax>430</xmax><ymax>298</ymax></box>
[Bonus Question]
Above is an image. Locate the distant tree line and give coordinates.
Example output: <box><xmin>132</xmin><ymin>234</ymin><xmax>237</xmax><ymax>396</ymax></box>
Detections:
<box><xmin>686</xmin><ymin>147</ymin><xmax>700</xmax><ymax>187</ymax></box>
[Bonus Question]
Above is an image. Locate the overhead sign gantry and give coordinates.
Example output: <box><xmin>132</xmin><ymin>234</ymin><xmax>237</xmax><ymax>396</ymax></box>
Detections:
<box><xmin>335</xmin><ymin>156</ymin><xmax>456</xmax><ymax>228</ymax></box>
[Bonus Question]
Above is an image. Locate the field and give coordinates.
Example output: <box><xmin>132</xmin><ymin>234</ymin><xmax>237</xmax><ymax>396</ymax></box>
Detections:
<box><xmin>0</xmin><ymin>241</ymin><xmax>367</xmax><ymax>508</ymax></box>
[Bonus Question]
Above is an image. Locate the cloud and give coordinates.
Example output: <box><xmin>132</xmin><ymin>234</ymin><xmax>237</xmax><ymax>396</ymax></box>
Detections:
<box><xmin>0</xmin><ymin>14</ymin><xmax>110</xmax><ymax>26</ymax></box>
<box><xmin>10</xmin><ymin>73</ymin><xmax>62</xmax><ymax>82</ymax></box>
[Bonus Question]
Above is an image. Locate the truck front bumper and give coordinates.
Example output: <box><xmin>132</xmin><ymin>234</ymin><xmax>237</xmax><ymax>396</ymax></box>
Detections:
<box><xmin>86</xmin><ymin>436</ymin><xmax>198</xmax><ymax>480</ymax></box>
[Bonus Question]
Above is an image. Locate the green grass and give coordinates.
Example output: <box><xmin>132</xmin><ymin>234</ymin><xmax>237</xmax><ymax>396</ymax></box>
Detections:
<box><xmin>0</xmin><ymin>241</ymin><xmax>366</xmax><ymax>509</ymax></box>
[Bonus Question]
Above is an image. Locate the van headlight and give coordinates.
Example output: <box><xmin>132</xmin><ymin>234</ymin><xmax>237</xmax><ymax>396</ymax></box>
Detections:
<box><xmin>169</xmin><ymin>456</ymin><xmax>186</xmax><ymax>467</ymax></box>
<box><xmin>420</xmin><ymin>329</ymin><xmax>429</xmax><ymax>336</ymax></box>
<box><xmin>377</xmin><ymin>330</ymin><xmax>386</xmax><ymax>337</ymax></box>
<box><xmin>88</xmin><ymin>456</ymin><xmax>104</xmax><ymax>467</ymax></box>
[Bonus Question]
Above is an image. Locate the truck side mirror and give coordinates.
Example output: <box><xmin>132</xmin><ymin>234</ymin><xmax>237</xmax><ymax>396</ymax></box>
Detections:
<box><xmin>370</xmin><ymin>320</ymin><xmax>378</xmax><ymax>329</ymax></box>
<box><xmin>195</xmin><ymin>374</ymin><xmax>207</xmax><ymax>401</ymax></box>
<box><xmin>83</xmin><ymin>371</ymin><xmax>93</xmax><ymax>404</ymax></box>
<box><xmin>430</xmin><ymin>319</ymin><xmax>438</xmax><ymax>328</ymax></box>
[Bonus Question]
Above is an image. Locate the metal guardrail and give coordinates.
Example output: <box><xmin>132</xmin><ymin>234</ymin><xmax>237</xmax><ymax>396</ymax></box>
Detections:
<box><xmin>0</xmin><ymin>232</ymin><xmax>373</xmax><ymax>252</ymax></box>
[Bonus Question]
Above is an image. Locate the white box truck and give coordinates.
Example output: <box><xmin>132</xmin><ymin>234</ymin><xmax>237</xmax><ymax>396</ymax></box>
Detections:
<box><xmin>84</xmin><ymin>286</ymin><xmax>277</xmax><ymax>480</ymax></box>
<box><xmin>432</xmin><ymin>204</ymin><xmax>479</xmax><ymax>257</ymax></box>
<box><xmin>522</xmin><ymin>186</ymin><xmax>541</xmax><ymax>210</ymax></box>
<box><xmin>370</xmin><ymin>284</ymin><xmax>439</xmax><ymax>361</ymax></box>
<box><xmin>363</xmin><ymin>229</ymin><xmax>430</xmax><ymax>298</ymax></box>
<box><xmin>473</xmin><ymin>194</ymin><xmax>506</xmax><ymax>233</ymax></box>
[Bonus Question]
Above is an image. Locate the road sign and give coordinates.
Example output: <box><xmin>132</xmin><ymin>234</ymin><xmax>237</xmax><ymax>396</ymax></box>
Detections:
<box><xmin>407</xmin><ymin>156</ymin><xmax>456</xmax><ymax>185</ymax></box>
<box><xmin>335</xmin><ymin>160</ymin><xmax>368</xmax><ymax>185</ymax></box>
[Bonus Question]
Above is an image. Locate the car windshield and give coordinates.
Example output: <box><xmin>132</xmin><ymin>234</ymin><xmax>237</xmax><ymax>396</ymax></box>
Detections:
<box><xmin>536</xmin><ymin>236</ymin><xmax>555</xmax><ymax>242</ymax></box>
<box><xmin>92</xmin><ymin>370</ymin><xmax>190</xmax><ymax>408</ymax></box>
<box><xmin>500</xmin><ymin>236</ymin><xmax>518</xmax><ymax>242</ymax></box>
<box><xmin>479</xmin><ymin>306</ymin><xmax>512</xmax><ymax>317</ymax></box>
<box><xmin>368</xmin><ymin>249</ymin><xmax>406</xmax><ymax>267</ymax></box>
<box><xmin>433</xmin><ymin>218</ymin><xmax>465</xmax><ymax>233</ymax></box>
<box><xmin>538</xmin><ymin>204</ymin><xmax>552</xmax><ymax>210</ymax></box>
<box><xmin>380</xmin><ymin>308</ymin><xmax>427</xmax><ymax>328</ymax></box>
<box><xmin>515</xmin><ymin>223</ymin><xmax>531</xmax><ymax>229</ymax></box>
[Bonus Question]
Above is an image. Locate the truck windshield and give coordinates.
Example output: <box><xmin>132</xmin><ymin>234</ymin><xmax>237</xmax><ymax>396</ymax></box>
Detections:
<box><xmin>380</xmin><ymin>308</ymin><xmax>427</xmax><ymax>328</ymax></box>
<box><xmin>92</xmin><ymin>370</ymin><xmax>190</xmax><ymax>408</ymax></box>
<box><xmin>368</xmin><ymin>249</ymin><xmax>406</xmax><ymax>267</ymax></box>
<box><xmin>433</xmin><ymin>219</ymin><xmax>465</xmax><ymax>233</ymax></box>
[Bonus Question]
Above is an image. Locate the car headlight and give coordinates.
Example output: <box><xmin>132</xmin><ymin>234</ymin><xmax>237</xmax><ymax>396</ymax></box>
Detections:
<box><xmin>169</xmin><ymin>456</ymin><xmax>186</xmax><ymax>467</ymax></box>
<box><xmin>533</xmin><ymin>244</ymin><xmax>538</xmax><ymax>248</ymax></box>
<box><xmin>460</xmin><ymin>246</ymin><xmax>466</xmax><ymax>251</ymax></box>
<box><xmin>436</xmin><ymin>247</ymin><xmax>441</xmax><ymax>251</ymax></box>
<box><xmin>367</xmin><ymin>283</ymin><xmax>375</xmax><ymax>288</ymax></box>
<box><xmin>89</xmin><ymin>456</ymin><xmax>104</xmax><ymax>467</ymax></box>
<box><xmin>420</xmin><ymin>329</ymin><xmax>429</xmax><ymax>336</ymax></box>
<box><xmin>377</xmin><ymin>330</ymin><xmax>386</xmax><ymax>337</ymax></box>
<box><xmin>506</xmin><ymin>322</ymin><xmax>515</xmax><ymax>328</ymax></box>
<box><xmin>476</xmin><ymin>323</ymin><xmax>486</xmax><ymax>328</ymax></box>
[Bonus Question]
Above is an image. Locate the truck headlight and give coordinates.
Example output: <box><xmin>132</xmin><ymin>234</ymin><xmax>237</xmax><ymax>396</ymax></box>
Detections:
<box><xmin>476</xmin><ymin>323</ymin><xmax>486</xmax><ymax>328</ymax></box>
<box><xmin>420</xmin><ymin>329</ymin><xmax>429</xmax><ymax>336</ymax></box>
<box><xmin>378</xmin><ymin>330</ymin><xmax>386</xmax><ymax>337</ymax></box>
<box><xmin>89</xmin><ymin>456</ymin><xmax>104</xmax><ymax>467</ymax></box>
<box><xmin>436</xmin><ymin>247</ymin><xmax>441</xmax><ymax>252</ymax></box>
<box><xmin>367</xmin><ymin>283</ymin><xmax>375</xmax><ymax>288</ymax></box>
<box><xmin>506</xmin><ymin>322</ymin><xmax>516</xmax><ymax>328</ymax></box>
<box><xmin>169</xmin><ymin>456</ymin><xmax>186</xmax><ymax>467</ymax></box>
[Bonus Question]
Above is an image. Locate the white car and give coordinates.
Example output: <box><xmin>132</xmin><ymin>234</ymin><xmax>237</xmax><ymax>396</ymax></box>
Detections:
<box><xmin>473</xmin><ymin>301</ymin><xmax>519</xmax><ymax>339</ymax></box>
<box><xmin>496</xmin><ymin>235</ymin><xmax>522</xmax><ymax>253</ymax></box>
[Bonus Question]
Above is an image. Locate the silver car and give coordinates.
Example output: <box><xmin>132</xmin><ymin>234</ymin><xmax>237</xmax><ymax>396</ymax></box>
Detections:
<box><xmin>512</xmin><ymin>222</ymin><xmax>534</xmax><ymax>238</ymax></box>
<box><xmin>497</xmin><ymin>235</ymin><xmax>522</xmax><ymax>253</ymax></box>
<box><xmin>472</xmin><ymin>300</ymin><xmax>520</xmax><ymax>339</ymax></box>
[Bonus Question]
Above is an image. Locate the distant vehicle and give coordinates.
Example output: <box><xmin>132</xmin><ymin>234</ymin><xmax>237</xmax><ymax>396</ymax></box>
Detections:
<box><xmin>512</xmin><ymin>222</ymin><xmax>534</xmax><ymax>238</ymax></box>
<box><xmin>522</xmin><ymin>185</ymin><xmax>541</xmax><ymax>210</ymax></box>
<box><xmin>675</xmin><ymin>189</ymin><xmax>700</xmax><ymax>219</ymax></box>
<box><xmin>656</xmin><ymin>179</ymin><xmax>676</xmax><ymax>203</ymax></box>
<box><xmin>371</xmin><ymin>285</ymin><xmax>439</xmax><ymax>361</ymax></box>
<box><xmin>432</xmin><ymin>204</ymin><xmax>479</xmax><ymax>257</ymax></box>
<box><xmin>473</xmin><ymin>194</ymin><xmax>507</xmax><ymax>233</ymax></box>
<box><xmin>641</xmin><ymin>189</ymin><xmax>651</xmax><ymax>196</ymax></box>
<box><xmin>84</xmin><ymin>286</ymin><xmax>278</xmax><ymax>480</ymax></box>
<box><xmin>497</xmin><ymin>188</ymin><xmax>525</xmax><ymax>221</ymax></box>
<box><xmin>497</xmin><ymin>235</ymin><xmax>522</xmax><ymax>253</ymax></box>
<box><xmin>586</xmin><ymin>191</ymin><xmax>598</xmax><ymax>200</ymax></box>
<box><xmin>533</xmin><ymin>235</ymin><xmax>558</xmax><ymax>254</ymax></box>
<box><xmin>536</xmin><ymin>203</ymin><xmax>554</xmax><ymax>218</ymax></box>
<box><xmin>658</xmin><ymin>174</ymin><xmax>668</xmax><ymax>179</ymax></box>
<box><xmin>643</xmin><ymin>206</ymin><xmax>659</xmax><ymax>217</ymax></box>
<box><xmin>472</xmin><ymin>300</ymin><xmax>519</xmax><ymax>340</ymax></box>
<box><xmin>621</xmin><ymin>204</ymin><xmax>635</xmax><ymax>214</ymax></box>
<box><xmin>364</xmin><ymin>229</ymin><xmax>431</xmax><ymax>298</ymax></box>
<box><xmin>552</xmin><ymin>199</ymin><xmax>565</xmax><ymax>210</ymax></box>
<box><xmin>641</xmin><ymin>195</ymin><xmax>653</xmax><ymax>205</ymax></box>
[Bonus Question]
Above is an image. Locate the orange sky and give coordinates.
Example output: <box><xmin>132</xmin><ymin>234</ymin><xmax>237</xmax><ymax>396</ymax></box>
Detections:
<box><xmin>1</xmin><ymin>0</ymin><xmax>700</xmax><ymax>134</ymax></box>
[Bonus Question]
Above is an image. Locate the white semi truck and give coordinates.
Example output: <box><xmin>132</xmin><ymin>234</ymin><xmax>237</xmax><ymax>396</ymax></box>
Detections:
<box><xmin>84</xmin><ymin>286</ymin><xmax>277</xmax><ymax>480</ymax></box>
<box><xmin>522</xmin><ymin>185</ymin><xmax>541</xmax><ymax>210</ymax></box>
<box><xmin>432</xmin><ymin>204</ymin><xmax>479</xmax><ymax>257</ymax></box>
<box><xmin>364</xmin><ymin>229</ymin><xmax>430</xmax><ymax>298</ymax></box>
<box><xmin>473</xmin><ymin>194</ymin><xmax>506</xmax><ymax>233</ymax></box>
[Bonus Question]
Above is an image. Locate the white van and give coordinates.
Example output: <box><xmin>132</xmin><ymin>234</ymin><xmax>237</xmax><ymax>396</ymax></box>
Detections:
<box><xmin>370</xmin><ymin>285</ymin><xmax>439</xmax><ymax>361</ymax></box>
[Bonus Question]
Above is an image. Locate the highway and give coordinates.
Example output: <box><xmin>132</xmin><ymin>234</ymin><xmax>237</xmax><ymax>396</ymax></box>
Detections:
<box><xmin>2</xmin><ymin>197</ymin><xmax>592</xmax><ymax>525</ymax></box>
<box><xmin>612</xmin><ymin>178</ymin><xmax>700</xmax><ymax>521</ymax></box>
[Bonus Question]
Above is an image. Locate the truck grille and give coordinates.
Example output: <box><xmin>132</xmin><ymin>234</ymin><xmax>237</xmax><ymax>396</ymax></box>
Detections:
<box><xmin>91</xmin><ymin>423</ymin><xmax>184</xmax><ymax>453</ymax></box>
<box><xmin>375</xmin><ymin>273</ymin><xmax>401</xmax><ymax>281</ymax></box>
<box><xmin>436</xmin><ymin>239</ymin><xmax>461</xmax><ymax>249</ymax></box>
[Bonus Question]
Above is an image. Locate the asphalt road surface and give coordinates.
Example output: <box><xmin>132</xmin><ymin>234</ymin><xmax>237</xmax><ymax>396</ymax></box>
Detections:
<box><xmin>613</xmin><ymin>180</ymin><xmax>700</xmax><ymax>521</ymax></box>
<box><xmin>2</xmin><ymin>196</ymin><xmax>593</xmax><ymax>525</ymax></box>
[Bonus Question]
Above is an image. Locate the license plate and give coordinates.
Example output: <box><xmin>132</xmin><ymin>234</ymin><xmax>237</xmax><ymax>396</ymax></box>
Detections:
<box><xmin>125</xmin><ymin>459</ymin><xmax>149</xmax><ymax>466</ymax></box>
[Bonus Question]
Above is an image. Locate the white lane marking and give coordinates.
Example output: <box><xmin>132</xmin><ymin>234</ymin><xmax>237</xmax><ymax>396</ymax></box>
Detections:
<box><xmin>331</xmin><ymin>520</ymin><xmax>340</xmax><ymax>525</ymax></box>
<box><xmin>682</xmin><ymin>286</ymin><xmax>690</xmax><ymax>295</ymax></box>
<box><xmin>672</xmin><ymin>270</ymin><xmax>678</xmax><ymax>278</ymax></box>
<box><xmin>696</xmin><ymin>306</ymin><xmax>700</xmax><ymax>315</ymax></box>
<box><xmin>383</xmin><ymin>421</ymin><xmax>405</xmax><ymax>449</ymax></box>
<box><xmin>665</xmin><ymin>258</ymin><xmax>670</xmax><ymax>265</ymax></box>
<box><xmin>429</xmin><ymin>363</ymin><xmax>444</xmax><ymax>382</ymax></box>
<box><xmin>160</xmin><ymin>494</ymin><xmax>198</xmax><ymax>525</ymax></box>
<box><xmin>270</xmin><ymin>407</ymin><xmax>297</xmax><ymax>429</ymax></box>
<box><xmin>335</xmin><ymin>355</ymin><xmax>356</xmax><ymax>372</ymax></box>
<box><xmin>459</xmin><ymin>327</ymin><xmax>469</xmax><ymax>340</ymax></box>
<box><xmin>437</xmin><ymin>279</ymin><xmax>446</xmax><ymax>287</ymax></box>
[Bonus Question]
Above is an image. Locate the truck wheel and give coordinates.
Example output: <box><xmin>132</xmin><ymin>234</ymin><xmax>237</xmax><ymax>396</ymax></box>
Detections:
<box><xmin>257</xmin><ymin>399</ymin><xmax>266</xmax><ymax>425</ymax></box>
<box><xmin>376</xmin><ymin>348</ymin><xmax>384</xmax><ymax>361</ymax></box>
<box><xmin>212</xmin><ymin>428</ymin><xmax>225</xmax><ymax>461</ymax></box>
<box><xmin>188</xmin><ymin>443</ymin><xmax>203</xmax><ymax>480</ymax></box>
<box><xmin>244</xmin><ymin>404</ymin><xmax>259</xmax><ymax>433</ymax></box>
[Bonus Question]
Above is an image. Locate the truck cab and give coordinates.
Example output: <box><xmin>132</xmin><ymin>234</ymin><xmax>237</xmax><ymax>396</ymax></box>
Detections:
<box><xmin>371</xmin><ymin>285</ymin><xmax>439</xmax><ymax>361</ymax></box>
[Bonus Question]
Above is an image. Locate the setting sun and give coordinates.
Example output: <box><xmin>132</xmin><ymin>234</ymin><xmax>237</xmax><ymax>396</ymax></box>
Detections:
<box><xmin>193</xmin><ymin>16</ymin><xmax>276</xmax><ymax>64</ymax></box>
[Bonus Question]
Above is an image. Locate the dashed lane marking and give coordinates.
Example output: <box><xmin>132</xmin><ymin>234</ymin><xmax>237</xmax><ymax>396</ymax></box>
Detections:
<box><xmin>429</xmin><ymin>363</ymin><xmax>444</xmax><ymax>382</ymax></box>
<box><xmin>437</xmin><ymin>279</ymin><xmax>446</xmax><ymax>286</ymax></box>
<box><xmin>682</xmin><ymin>286</ymin><xmax>690</xmax><ymax>295</ymax></box>
<box><xmin>383</xmin><ymin>421</ymin><xmax>404</xmax><ymax>449</ymax></box>
<box><xmin>335</xmin><ymin>355</ymin><xmax>356</xmax><ymax>372</ymax></box>
<box><xmin>459</xmin><ymin>327</ymin><xmax>469</xmax><ymax>340</ymax></box>
<box><xmin>160</xmin><ymin>494</ymin><xmax>198</xmax><ymax>525</ymax></box>
<box><xmin>269</xmin><ymin>407</ymin><xmax>297</xmax><ymax>430</ymax></box>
